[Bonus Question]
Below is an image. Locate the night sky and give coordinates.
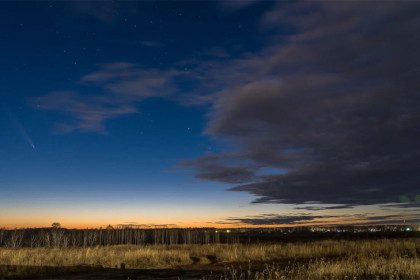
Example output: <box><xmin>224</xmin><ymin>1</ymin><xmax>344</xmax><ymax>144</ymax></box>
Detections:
<box><xmin>1</xmin><ymin>1</ymin><xmax>419</xmax><ymax>228</ymax></box>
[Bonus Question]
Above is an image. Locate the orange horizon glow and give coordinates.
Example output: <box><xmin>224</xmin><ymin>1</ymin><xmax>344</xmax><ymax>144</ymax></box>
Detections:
<box><xmin>3</xmin><ymin>203</ymin><xmax>414</xmax><ymax>230</ymax></box>
<box><xmin>2</xmin><ymin>219</ymin><xmax>411</xmax><ymax>230</ymax></box>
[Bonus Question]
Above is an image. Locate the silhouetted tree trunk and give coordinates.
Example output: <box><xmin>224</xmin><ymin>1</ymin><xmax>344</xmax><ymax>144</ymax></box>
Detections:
<box><xmin>6</xmin><ymin>230</ymin><xmax>24</xmax><ymax>248</ymax></box>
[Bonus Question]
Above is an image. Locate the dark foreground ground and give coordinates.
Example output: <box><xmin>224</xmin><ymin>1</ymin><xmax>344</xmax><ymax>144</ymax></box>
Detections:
<box><xmin>5</xmin><ymin>266</ymin><xmax>217</xmax><ymax>280</ymax></box>
<box><xmin>3</xmin><ymin>263</ymin><xmax>267</xmax><ymax>280</ymax></box>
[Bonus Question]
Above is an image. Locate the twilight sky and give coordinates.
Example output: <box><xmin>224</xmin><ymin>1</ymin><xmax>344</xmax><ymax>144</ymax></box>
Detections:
<box><xmin>1</xmin><ymin>1</ymin><xmax>419</xmax><ymax>229</ymax></box>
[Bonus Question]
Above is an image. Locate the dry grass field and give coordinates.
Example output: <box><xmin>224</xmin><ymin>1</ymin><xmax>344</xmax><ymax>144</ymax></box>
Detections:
<box><xmin>0</xmin><ymin>238</ymin><xmax>419</xmax><ymax>279</ymax></box>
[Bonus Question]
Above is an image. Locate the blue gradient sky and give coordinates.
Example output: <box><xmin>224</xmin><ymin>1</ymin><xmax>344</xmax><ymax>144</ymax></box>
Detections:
<box><xmin>1</xmin><ymin>1</ymin><xmax>419</xmax><ymax>228</ymax></box>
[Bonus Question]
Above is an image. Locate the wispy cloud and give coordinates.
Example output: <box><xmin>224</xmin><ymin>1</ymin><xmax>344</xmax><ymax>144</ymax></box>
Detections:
<box><xmin>33</xmin><ymin>63</ymin><xmax>182</xmax><ymax>133</ymax></box>
<box><xmin>67</xmin><ymin>1</ymin><xmax>122</xmax><ymax>23</ymax></box>
<box><xmin>194</xmin><ymin>47</ymin><xmax>230</xmax><ymax>58</ymax></box>
<box><xmin>138</xmin><ymin>41</ymin><xmax>163</xmax><ymax>48</ymax></box>
<box><xmin>32</xmin><ymin>91</ymin><xmax>137</xmax><ymax>133</ymax></box>
<box><xmin>82</xmin><ymin>62</ymin><xmax>181</xmax><ymax>98</ymax></box>
<box><xmin>118</xmin><ymin>222</ymin><xmax>177</xmax><ymax>228</ymax></box>
<box><xmin>219</xmin><ymin>0</ymin><xmax>260</xmax><ymax>11</ymax></box>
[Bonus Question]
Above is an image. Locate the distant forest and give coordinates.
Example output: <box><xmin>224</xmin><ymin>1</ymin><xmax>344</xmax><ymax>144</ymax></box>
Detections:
<box><xmin>0</xmin><ymin>226</ymin><xmax>238</xmax><ymax>248</ymax></box>
<box><xmin>1</xmin><ymin>225</ymin><xmax>417</xmax><ymax>248</ymax></box>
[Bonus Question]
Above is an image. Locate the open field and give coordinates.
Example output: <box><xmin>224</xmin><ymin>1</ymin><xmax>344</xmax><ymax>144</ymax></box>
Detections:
<box><xmin>1</xmin><ymin>238</ymin><xmax>419</xmax><ymax>279</ymax></box>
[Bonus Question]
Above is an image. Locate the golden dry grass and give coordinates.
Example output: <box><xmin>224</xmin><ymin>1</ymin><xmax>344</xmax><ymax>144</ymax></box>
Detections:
<box><xmin>0</xmin><ymin>238</ymin><xmax>419</xmax><ymax>279</ymax></box>
<box><xmin>219</xmin><ymin>258</ymin><xmax>420</xmax><ymax>280</ymax></box>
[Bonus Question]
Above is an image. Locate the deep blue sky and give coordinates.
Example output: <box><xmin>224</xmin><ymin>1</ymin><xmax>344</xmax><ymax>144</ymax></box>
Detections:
<box><xmin>1</xmin><ymin>1</ymin><xmax>419</xmax><ymax>228</ymax></box>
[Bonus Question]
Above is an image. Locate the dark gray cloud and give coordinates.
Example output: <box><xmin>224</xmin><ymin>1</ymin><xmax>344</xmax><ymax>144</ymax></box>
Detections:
<box><xmin>33</xmin><ymin>2</ymin><xmax>420</xmax><ymax>209</ymax></box>
<box><xmin>187</xmin><ymin>2</ymin><xmax>420</xmax><ymax>208</ymax></box>
<box><xmin>380</xmin><ymin>202</ymin><xmax>420</xmax><ymax>210</ymax></box>
<box><xmin>294</xmin><ymin>205</ymin><xmax>354</xmax><ymax>211</ymax></box>
<box><xmin>224</xmin><ymin>213</ymin><xmax>420</xmax><ymax>226</ymax></box>
<box><xmin>223</xmin><ymin>214</ymin><xmax>337</xmax><ymax>225</ymax></box>
<box><xmin>181</xmin><ymin>155</ymin><xmax>260</xmax><ymax>184</ymax></box>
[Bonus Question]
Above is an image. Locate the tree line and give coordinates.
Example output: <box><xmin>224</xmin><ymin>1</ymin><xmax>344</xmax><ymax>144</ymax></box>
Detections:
<box><xmin>0</xmin><ymin>226</ymin><xmax>240</xmax><ymax>248</ymax></box>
